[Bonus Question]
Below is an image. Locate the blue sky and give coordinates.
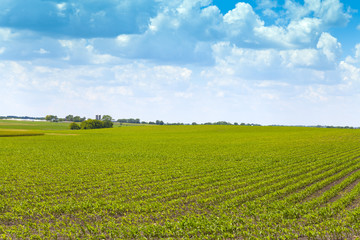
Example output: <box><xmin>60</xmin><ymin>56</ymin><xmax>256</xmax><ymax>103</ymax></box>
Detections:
<box><xmin>1</xmin><ymin>0</ymin><xmax>360</xmax><ymax>126</ymax></box>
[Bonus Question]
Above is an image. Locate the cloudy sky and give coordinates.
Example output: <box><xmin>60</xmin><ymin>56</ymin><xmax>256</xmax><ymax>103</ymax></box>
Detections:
<box><xmin>1</xmin><ymin>0</ymin><xmax>360</xmax><ymax>126</ymax></box>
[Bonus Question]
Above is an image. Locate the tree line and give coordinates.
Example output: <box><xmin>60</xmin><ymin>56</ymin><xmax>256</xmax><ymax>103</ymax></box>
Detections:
<box><xmin>70</xmin><ymin>115</ymin><xmax>113</xmax><ymax>130</ymax></box>
<box><xmin>116</xmin><ymin>118</ymin><xmax>262</xmax><ymax>126</ymax></box>
<box><xmin>70</xmin><ymin>119</ymin><xmax>113</xmax><ymax>130</ymax></box>
<box><xmin>45</xmin><ymin>115</ymin><xmax>86</xmax><ymax>122</ymax></box>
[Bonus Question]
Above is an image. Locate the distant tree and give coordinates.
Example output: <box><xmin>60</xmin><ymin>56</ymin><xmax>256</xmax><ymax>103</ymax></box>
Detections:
<box><xmin>192</xmin><ymin>122</ymin><xmax>197</xmax><ymax>125</ymax></box>
<box><xmin>234</xmin><ymin>122</ymin><xmax>239</xmax><ymax>125</ymax></box>
<box><xmin>45</xmin><ymin>115</ymin><xmax>57</xmax><ymax>121</ymax></box>
<box><xmin>80</xmin><ymin>119</ymin><xmax>113</xmax><ymax>129</ymax></box>
<box><xmin>81</xmin><ymin>119</ymin><xmax>101</xmax><ymax>129</ymax></box>
<box><xmin>73</xmin><ymin>116</ymin><xmax>81</xmax><ymax>122</ymax></box>
<box><xmin>117</xmin><ymin>118</ymin><xmax>141</xmax><ymax>124</ymax></box>
<box><xmin>103</xmin><ymin>119</ymin><xmax>113</xmax><ymax>128</ymax></box>
<box><xmin>73</xmin><ymin>116</ymin><xmax>86</xmax><ymax>122</ymax></box>
<box><xmin>214</xmin><ymin>121</ymin><xmax>231</xmax><ymax>125</ymax></box>
<box><xmin>102</xmin><ymin>115</ymin><xmax>112</xmax><ymax>121</ymax></box>
<box><xmin>156</xmin><ymin>120</ymin><xmax>164</xmax><ymax>125</ymax></box>
<box><xmin>65</xmin><ymin>115</ymin><xmax>74</xmax><ymax>121</ymax></box>
<box><xmin>117</xmin><ymin>119</ymin><xmax>127</xmax><ymax>123</ymax></box>
<box><xmin>69</xmin><ymin>122</ymin><xmax>80</xmax><ymax>130</ymax></box>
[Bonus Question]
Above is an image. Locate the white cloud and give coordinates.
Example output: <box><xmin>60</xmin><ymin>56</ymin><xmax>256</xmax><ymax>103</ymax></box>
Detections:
<box><xmin>356</xmin><ymin>44</ymin><xmax>360</xmax><ymax>60</ymax></box>
<box><xmin>154</xmin><ymin>65</ymin><xmax>192</xmax><ymax>83</ymax></box>
<box><xmin>262</xmin><ymin>9</ymin><xmax>278</xmax><ymax>18</ymax></box>
<box><xmin>224</xmin><ymin>2</ymin><xmax>263</xmax><ymax>39</ymax></box>
<box><xmin>280</xmin><ymin>49</ymin><xmax>320</xmax><ymax>67</ymax></box>
<box><xmin>316</xmin><ymin>32</ymin><xmax>342</xmax><ymax>62</ymax></box>
<box><xmin>284</xmin><ymin>0</ymin><xmax>309</xmax><ymax>20</ymax></box>
<box><xmin>0</xmin><ymin>0</ymin><xmax>351</xmax><ymax>66</ymax></box>
<box><xmin>254</xmin><ymin>17</ymin><xmax>322</xmax><ymax>48</ymax></box>
<box><xmin>0</xmin><ymin>0</ymin><xmax>160</xmax><ymax>38</ymax></box>
<box><xmin>344</xmin><ymin>44</ymin><xmax>360</xmax><ymax>64</ymax></box>
<box><xmin>285</xmin><ymin>0</ymin><xmax>350</xmax><ymax>27</ymax></box>
<box><xmin>313</xmin><ymin>0</ymin><xmax>350</xmax><ymax>27</ymax></box>
<box><xmin>116</xmin><ymin>35</ymin><xmax>131</xmax><ymax>47</ymax></box>
<box><xmin>340</xmin><ymin>61</ymin><xmax>360</xmax><ymax>85</ymax></box>
<box><xmin>0</xmin><ymin>28</ymin><xmax>14</xmax><ymax>41</ymax></box>
<box><xmin>59</xmin><ymin>39</ymin><xmax>120</xmax><ymax>64</ymax></box>
<box><xmin>301</xmin><ymin>86</ymin><xmax>328</xmax><ymax>102</ymax></box>
<box><xmin>1</xmin><ymin>54</ymin><xmax>360</xmax><ymax>126</ymax></box>
<box><xmin>257</xmin><ymin>0</ymin><xmax>277</xmax><ymax>9</ymax></box>
<box><xmin>36</xmin><ymin>48</ymin><xmax>49</xmax><ymax>54</ymax></box>
<box><xmin>211</xmin><ymin>36</ymin><xmax>341</xmax><ymax>82</ymax></box>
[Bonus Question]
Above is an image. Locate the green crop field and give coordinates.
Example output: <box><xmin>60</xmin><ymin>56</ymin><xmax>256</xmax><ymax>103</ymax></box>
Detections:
<box><xmin>0</xmin><ymin>129</ymin><xmax>44</xmax><ymax>137</ymax></box>
<box><xmin>1</xmin><ymin>121</ymin><xmax>360</xmax><ymax>239</ymax></box>
<box><xmin>0</xmin><ymin>120</ymin><xmax>70</xmax><ymax>131</ymax></box>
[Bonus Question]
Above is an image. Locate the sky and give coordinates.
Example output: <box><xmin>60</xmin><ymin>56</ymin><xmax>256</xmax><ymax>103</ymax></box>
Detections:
<box><xmin>1</xmin><ymin>0</ymin><xmax>360</xmax><ymax>126</ymax></box>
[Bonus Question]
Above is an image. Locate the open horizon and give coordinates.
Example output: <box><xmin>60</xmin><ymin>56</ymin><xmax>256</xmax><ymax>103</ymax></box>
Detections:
<box><xmin>1</xmin><ymin>114</ymin><xmax>359</xmax><ymax>128</ymax></box>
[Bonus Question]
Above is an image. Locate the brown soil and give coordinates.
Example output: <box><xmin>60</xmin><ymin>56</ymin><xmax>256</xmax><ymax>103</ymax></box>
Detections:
<box><xmin>346</xmin><ymin>196</ymin><xmax>360</xmax><ymax>210</ymax></box>
<box><xmin>327</xmin><ymin>177</ymin><xmax>360</xmax><ymax>205</ymax></box>
<box><xmin>302</xmin><ymin>168</ymin><xmax>360</xmax><ymax>203</ymax></box>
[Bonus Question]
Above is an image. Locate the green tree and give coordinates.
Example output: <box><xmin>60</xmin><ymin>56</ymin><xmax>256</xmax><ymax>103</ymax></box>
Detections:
<box><xmin>80</xmin><ymin>119</ymin><xmax>113</xmax><ymax>129</ymax></box>
<box><xmin>69</xmin><ymin>122</ymin><xmax>80</xmax><ymax>130</ymax></box>
<box><xmin>156</xmin><ymin>120</ymin><xmax>164</xmax><ymax>125</ymax></box>
<box><xmin>73</xmin><ymin>116</ymin><xmax>82</xmax><ymax>122</ymax></box>
<box><xmin>45</xmin><ymin>115</ymin><xmax>57</xmax><ymax>121</ymax></box>
<box><xmin>65</xmin><ymin>115</ymin><xmax>74</xmax><ymax>121</ymax></box>
<box><xmin>103</xmin><ymin>120</ymin><xmax>113</xmax><ymax>128</ymax></box>
<box><xmin>102</xmin><ymin>115</ymin><xmax>112</xmax><ymax>121</ymax></box>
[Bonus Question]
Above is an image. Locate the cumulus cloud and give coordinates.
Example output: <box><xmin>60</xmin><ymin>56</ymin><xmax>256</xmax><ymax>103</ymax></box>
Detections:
<box><xmin>256</xmin><ymin>0</ymin><xmax>277</xmax><ymax>9</ymax></box>
<box><xmin>285</xmin><ymin>0</ymin><xmax>350</xmax><ymax>26</ymax></box>
<box><xmin>88</xmin><ymin>0</ymin><xmax>347</xmax><ymax>64</ymax></box>
<box><xmin>211</xmin><ymin>32</ymin><xmax>342</xmax><ymax>82</ymax></box>
<box><xmin>341</xmin><ymin>46</ymin><xmax>360</xmax><ymax>90</ymax></box>
<box><xmin>317</xmin><ymin>32</ymin><xmax>342</xmax><ymax>63</ymax></box>
<box><xmin>0</xmin><ymin>0</ymin><xmax>159</xmax><ymax>38</ymax></box>
<box><xmin>58</xmin><ymin>39</ymin><xmax>120</xmax><ymax>64</ymax></box>
<box><xmin>0</xmin><ymin>0</ymin><xmax>352</xmax><ymax>66</ymax></box>
<box><xmin>1</xmin><ymin>49</ymin><xmax>359</xmax><ymax>126</ymax></box>
<box><xmin>0</xmin><ymin>60</ymin><xmax>196</xmax><ymax>118</ymax></box>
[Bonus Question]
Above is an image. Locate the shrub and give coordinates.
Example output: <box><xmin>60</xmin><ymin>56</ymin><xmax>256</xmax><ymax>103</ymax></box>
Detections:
<box><xmin>103</xmin><ymin>120</ymin><xmax>113</xmax><ymax>128</ymax></box>
<box><xmin>80</xmin><ymin>119</ymin><xmax>113</xmax><ymax>129</ymax></box>
<box><xmin>69</xmin><ymin>122</ymin><xmax>81</xmax><ymax>130</ymax></box>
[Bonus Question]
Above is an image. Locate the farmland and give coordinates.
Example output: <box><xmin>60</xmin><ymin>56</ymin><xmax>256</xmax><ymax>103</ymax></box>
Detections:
<box><xmin>0</xmin><ymin>129</ymin><xmax>44</xmax><ymax>137</ymax></box>
<box><xmin>1</xmin><ymin>121</ymin><xmax>360</xmax><ymax>239</ymax></box>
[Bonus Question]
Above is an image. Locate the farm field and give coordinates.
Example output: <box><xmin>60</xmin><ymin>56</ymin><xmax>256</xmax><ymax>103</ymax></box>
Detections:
<box><xmin>1</xmin><ymin>122</ymin><xmax>360</xmax><ymax>239</ymax></box>
<box><xmin>0</xmin><ymin>129</ymin><xmax>44</xmax><ymax>137</ymax></box>
<box><xmin>0</xmin><ymin>120</ymin><xmax>70</xmax><ymax>131</ymax></box>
